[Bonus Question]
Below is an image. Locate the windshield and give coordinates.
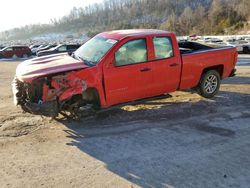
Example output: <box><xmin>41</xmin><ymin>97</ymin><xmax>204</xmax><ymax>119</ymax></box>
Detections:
<box><xmin>74</xmin><ymin>36</ymin><xmax>117</xmax><ymax>65</ymax></box>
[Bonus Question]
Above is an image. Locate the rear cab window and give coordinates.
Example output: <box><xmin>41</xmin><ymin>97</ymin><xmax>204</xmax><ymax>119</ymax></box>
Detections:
<box><xmin>115</xmin><ymin>39</ymin><xmax>147</xmax><ymax>66</ymax></box>
<box><xmin>153</xmin><ymin>37</ymin><xmax>173</xmax><ymax>60</ymax></box>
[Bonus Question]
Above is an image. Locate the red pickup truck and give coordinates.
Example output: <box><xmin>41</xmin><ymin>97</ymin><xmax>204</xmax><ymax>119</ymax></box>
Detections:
<box><xmin>12</xmin><ymin>29</ymin><xmax>237</xmax><ymax>117</ymax></box>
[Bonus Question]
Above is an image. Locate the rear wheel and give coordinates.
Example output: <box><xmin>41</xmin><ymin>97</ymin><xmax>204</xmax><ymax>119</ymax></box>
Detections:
<box><xmin>198</xmin><ymin>70</ymin><xmax>221</xmax><ymax>98</ymax></box>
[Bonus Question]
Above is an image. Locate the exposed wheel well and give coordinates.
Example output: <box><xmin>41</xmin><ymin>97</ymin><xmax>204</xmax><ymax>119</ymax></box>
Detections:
<box><xmin>82</xmin><ymin>88</ymin><xmax>100</xmax><ymax>108</ymax></box>
<box><xmin>201</xmin><ymin>65</ymin><xmax>224</xmax><ymax>79</ymax></box>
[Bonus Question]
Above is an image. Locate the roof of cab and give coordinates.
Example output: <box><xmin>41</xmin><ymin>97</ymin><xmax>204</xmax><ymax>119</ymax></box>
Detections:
<box><xmin>98</xmin><ymin>29</ymin><xmax>171</xmax><ymax>40</ymax></box>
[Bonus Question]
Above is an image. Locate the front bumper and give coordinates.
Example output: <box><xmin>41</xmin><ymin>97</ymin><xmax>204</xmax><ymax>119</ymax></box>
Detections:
<box><xmin>12</xmin><ymin>77</ymin><xmax>59</xmax><ymax>117</ymax></box>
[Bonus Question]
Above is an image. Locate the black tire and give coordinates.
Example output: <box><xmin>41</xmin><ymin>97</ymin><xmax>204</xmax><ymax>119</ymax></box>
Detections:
<box><xmin>243</xmin><ymin>47</ymin><xmax>250</xmax><ymax>54</ymax></box>
<box><xmin>198</xmin><ymin>70</ymin><xmax>221</xmax><ymax>98</ymax></box>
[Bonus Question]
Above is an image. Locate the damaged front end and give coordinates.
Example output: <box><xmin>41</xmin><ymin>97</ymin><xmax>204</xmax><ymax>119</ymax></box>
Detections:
<box><xmin>12</xmin><ymin>73</ymin><xmax>87</xmax><ymax>118</ymax></box>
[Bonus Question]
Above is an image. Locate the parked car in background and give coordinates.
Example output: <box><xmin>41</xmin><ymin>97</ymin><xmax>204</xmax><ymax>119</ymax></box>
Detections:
<box><xmin>243</xmin><ymin>45</ymin><xmax>250</xmax><ymax>54</ymax></box>
<box><xmin>245</xmin><ymin>38</ymin><xmax>250</xmax><ymax>42</ymax></box>
<box><xmin>30</xmin><ymin>45</ymin><xmax>41</xmax><ymax>55</ymax></box>
<box><xmin>36</xmin><ymin>44</ymin><xmax>57</xmax><ymax>55</ymax></box>
<box><xmin>0</xmin><ymin>46</ymin><xmax>32</xmax><ymax>59</ymax></box>
<box><xmin>225</xmin><ymin>39</ymin><xmax>249</xmax><ymax>53</ymax></box>
<box><xmin>37</xmin><ymin>44</ymin><xmax>81</xmax><ymax>57</ymax></box>
<box><xmin>31</xmin><ymin>44</ymin><xmax>47</xmax><ymax>55</ymax></box>
<box><xmin>210</xmin><ymin>38</ymin><xmax>223</xmax><ymax>43</ymax></box>
<box><xmin>202</xmin><ymin>38</ymin><xmax>212</xmax><ymax>43</ymax></box>
<box><xmin>29</xmin><ymin>44</ymin><xmax>40</xmax><ymax>49</ymax></box>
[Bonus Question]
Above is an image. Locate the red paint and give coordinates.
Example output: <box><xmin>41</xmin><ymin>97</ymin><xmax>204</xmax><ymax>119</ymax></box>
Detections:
<box><xmin>0</xmin><ymin>46</ymin><xmax>31</xmax><ymax>58</ymax></box>
<box><xmin>16</xmin><ymin>53</ymin><xmax>89</xmax><ymax>83</ymax></box>
<box><xmin>180</xmin><ymin>47</ymin><xmax>237</xmax><ymax>90</ymax></box>
<box><xmin>16</xmin><ymin>30</ymin><xmax>237</xmax><ymax>109</ymax></box>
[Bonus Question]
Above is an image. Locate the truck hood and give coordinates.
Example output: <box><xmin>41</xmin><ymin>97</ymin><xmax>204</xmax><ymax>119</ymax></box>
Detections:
<box><xmin>16</xmin><ymin>53</ymin><xmax>89</xmax><ymax>83</ymax></box>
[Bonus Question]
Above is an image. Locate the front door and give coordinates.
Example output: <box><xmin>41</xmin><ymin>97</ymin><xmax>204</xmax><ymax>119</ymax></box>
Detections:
<box><xmin>103</xmin><ymin>38</ymin><xmax>153</xmax><ymax>106</ymax></box>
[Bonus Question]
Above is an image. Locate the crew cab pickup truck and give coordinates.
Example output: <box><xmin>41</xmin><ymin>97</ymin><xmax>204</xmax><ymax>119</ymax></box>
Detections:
<box><xmin>12</xmin><ymin>29</ymin><xmax>237</xmax><ymax>118</ymax></box>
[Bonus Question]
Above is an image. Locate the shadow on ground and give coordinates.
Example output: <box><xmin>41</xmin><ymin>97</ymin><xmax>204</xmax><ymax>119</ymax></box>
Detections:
<box><xmin>58</xmin><ymin>76</ymin><xmax>250</xmax><ymax>187</ymax></box>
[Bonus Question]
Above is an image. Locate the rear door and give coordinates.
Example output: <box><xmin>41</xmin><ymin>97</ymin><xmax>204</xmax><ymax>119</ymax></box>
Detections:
<box><xmin>103</xmin><ymin>37</ymin><xmax>153</xmax><ymax>106</ymax></box>
<box><xmin>150</xmin><ymin>36</ymin><xmax>182</xmax><ymax>95</ymax></box>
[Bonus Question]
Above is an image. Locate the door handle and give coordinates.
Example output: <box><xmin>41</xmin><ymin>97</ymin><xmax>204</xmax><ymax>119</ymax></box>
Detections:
<box><xmin>140</xmin><ymin>68</ymin><xmax>151</xmax><ymax>72</ymax></box>
<box><xmin>169</xmin><ymin>63</ymin><xmax>179</xmax><ymax>67</ymax></box>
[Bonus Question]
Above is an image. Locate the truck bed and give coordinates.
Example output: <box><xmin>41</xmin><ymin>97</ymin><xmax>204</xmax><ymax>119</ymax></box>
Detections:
<box><xmin>178</xmin><ymin>42</ymin><xmax>237</xmax><ymax>90</ymax></box>
<box><xmin>178</xmin><ymin>41</ymin><xmax>224</xmax><ymax>54</ymax></box>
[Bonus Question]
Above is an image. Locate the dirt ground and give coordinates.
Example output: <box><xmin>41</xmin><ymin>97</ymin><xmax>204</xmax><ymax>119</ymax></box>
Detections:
<box><xmin>0</xmin><ymin>58</ymin><xmax>250</xmax><ymax>188</ymax></box>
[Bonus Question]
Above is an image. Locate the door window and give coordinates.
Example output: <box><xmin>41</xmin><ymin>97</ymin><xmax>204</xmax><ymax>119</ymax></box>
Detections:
<box><xmin>5</xmin><ymin>47</ymin><xmax>13</xmax><ymax>51</ymax></box>
<box><xmin>14</xmin><ymin>47</ymin><xmax>21</xmax><ymax>51</ymax></box>
<box><xmin>115</xmin><ymin>39</ymin><xmax>147</xmax><ymax>66</ymax></box>
<box><xmin>153</xmin><ymin>37</ymin><xmax>173</xmax><ymax>60</ymax></box>
<box><xmin>58</xmin><ymin>46</ymin><xmax>67</xmax><ymax>52</ymax></box>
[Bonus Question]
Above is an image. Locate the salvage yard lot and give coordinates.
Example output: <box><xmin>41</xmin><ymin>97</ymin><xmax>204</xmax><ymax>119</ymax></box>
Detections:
<box><xmin>0</xmin><ymin>56</ymin><xmax>250</xmax><ymax>188</ymax></box>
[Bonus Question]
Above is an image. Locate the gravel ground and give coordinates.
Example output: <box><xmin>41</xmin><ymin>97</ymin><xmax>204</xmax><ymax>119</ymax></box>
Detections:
<box><xmin>0</xmin><ymin>56</ymin><xmax>250</xmax><ymax>188</ymax></box>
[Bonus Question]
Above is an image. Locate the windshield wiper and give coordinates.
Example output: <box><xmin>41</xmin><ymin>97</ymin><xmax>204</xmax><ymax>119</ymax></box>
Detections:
<box><xmin>71</xmin><ymin>53</ymin><xmax>96</xmax><ymax>67</ymax></box>
<box><xmin>83</xmin><ymin>59</ymin><xmax>96</xmax><ymax>67</ymax></box>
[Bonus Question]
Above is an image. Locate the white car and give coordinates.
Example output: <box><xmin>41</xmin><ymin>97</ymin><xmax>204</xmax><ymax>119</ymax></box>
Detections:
<box><xmin>225</xmin><ymin>40</ymin><xmax>249</xmax><ymax>52</ymax></box>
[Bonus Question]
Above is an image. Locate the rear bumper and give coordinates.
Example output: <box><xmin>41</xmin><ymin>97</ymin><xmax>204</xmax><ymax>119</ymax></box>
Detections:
<box><xmin>229</xmin><ymin>69</ymin><xmax>237</xmax><ymax>77</ymax></box>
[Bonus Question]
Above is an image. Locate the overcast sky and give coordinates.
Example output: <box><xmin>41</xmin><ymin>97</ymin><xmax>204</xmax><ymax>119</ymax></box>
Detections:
<box><xmin>0</xmin><ymin>0</ymin><xmax>103</xmax><ymax>32</ymax></box>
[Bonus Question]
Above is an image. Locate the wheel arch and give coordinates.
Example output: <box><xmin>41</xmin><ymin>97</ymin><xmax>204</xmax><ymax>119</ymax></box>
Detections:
<box><xmin>82</xmin><ymin>87</ymin><xmax>101</xmax><ymax>108</ymax></box>
<box><xmin>201</xmin><ymin>65</ymin><xmax>224</xmax><ymax>79</ymax></box>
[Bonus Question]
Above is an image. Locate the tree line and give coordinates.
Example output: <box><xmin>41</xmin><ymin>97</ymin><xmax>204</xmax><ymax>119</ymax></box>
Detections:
<box><xmin>1</xmin><ymin>0</ymin><xmax>249</xmax><ymax>41</ymax></box>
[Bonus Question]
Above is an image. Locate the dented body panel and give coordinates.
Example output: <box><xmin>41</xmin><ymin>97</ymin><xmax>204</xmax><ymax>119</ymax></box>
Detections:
<box><xmin>16</xmin><ymin>53</ymin><xmax>89</xmax><ymax>83</ymax></box>
<box><xmin>12</xmin><ymin>29</ymin><xmax>237</xmax><ymax>117</ymax></box>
